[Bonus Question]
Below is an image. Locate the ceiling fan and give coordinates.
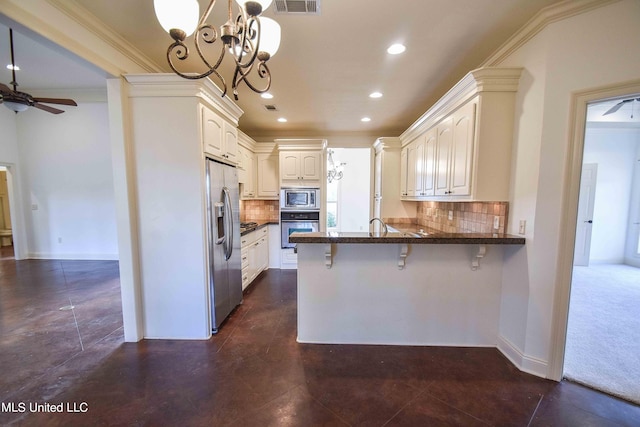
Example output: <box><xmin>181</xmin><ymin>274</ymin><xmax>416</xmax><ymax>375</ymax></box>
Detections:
<box><xmin>603</xmin><ymin>97</ymin><xmax>640</xmax><ymax>117</ymax></box>
<box><xmin>0</xmin><ymin>28</ymin><xmax>77</xmax><ymax>114</ymax></box>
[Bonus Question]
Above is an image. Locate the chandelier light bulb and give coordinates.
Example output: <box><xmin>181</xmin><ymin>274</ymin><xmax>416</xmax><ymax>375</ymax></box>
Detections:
<box><xmin>258</xmin><ymin>18</ymin><xmax>281</xmax><ymax>58</ymax></box>
<box><xmin>154</xmin><ymin>0</ymin><xmax>200</xmax><ymax>37</ymax></box>
<box><xmin>235</xmin><ymin>0</ymin><xmax>274</xmax><ymax>16</ymax></box>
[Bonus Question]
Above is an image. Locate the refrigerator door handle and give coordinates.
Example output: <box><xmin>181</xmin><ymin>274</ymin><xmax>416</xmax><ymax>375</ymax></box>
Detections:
<box><xmin>222</xmin><ymin>187</ymin><xmax>233</xmax><ymax>260</ymax></box>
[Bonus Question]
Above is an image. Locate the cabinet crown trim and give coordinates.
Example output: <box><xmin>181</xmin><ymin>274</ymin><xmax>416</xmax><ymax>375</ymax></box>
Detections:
<box><xmin>400</xmin><ymin>67</ymin><xmax>522</xmax><ymax>144</ymax></box>
<box><xmin>124</xmin><ymin>73</ymin><xmax>244</xmax><ymax>124</ymax></box>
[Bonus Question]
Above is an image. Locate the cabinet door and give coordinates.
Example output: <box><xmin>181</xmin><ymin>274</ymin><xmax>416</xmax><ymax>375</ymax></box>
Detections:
<box><xmin>280</xmin><ymin>153</ymin><xmax>300</xmax><ymax>180</ymax></box>
<box><xmin>406</xmin><ymin>142</ymin><xmax>417</xmax><ymax>197</ymax></box>
<box><xmin>450</xmin><ymin>101</ymin><xmax>476</xmax><ymax>196</ymax></box>
<box><xmin>257</xmin><ymin>153</ymin><xmax>279</xmax><ymax>198</ymax></box>
<box><xmin>202</xmin><ymin>107</ymin><xmax>224</xmax><ymax>158</ymax></box>
<box><xmin>434</xmin><ymin>118</ymin><xmax>453</xmax><ymax>196</ymax></box>
<box><xmin>241</xmin><ymin>150</ymin><xmax>256</xmax><ymax>198</ymax></box>
<box><xmin>400</xmin><ymin>146</ymin><xmax>408</xmax><ymax>197</ymax></box>
<box><xmin>300</xmin><ymin>152</ymin><xmax>321</xmax><ymax>180</ymax></box>
<box><xmin>257</xmin><ymin>235</ymin><xmax>269</xmax><ymax>272</ymax></box>
<box><xmin>423</xmin><ymin>128</ymin><xmax>437</xmax><ymax>197</ymax></box>
<box><xmin>248</xmin><ymin>241</ymin><xmax>258</xmax><ymax>282</ymax></box>
<box><xmin>413</xmin><ymin>137</ymin><xmax>426</xmax><ymax>197</ymax></box>
<box><xmin>224</xmin><ymin>124</ymin><xmax>238</xmax><ymax>163</ymax></box>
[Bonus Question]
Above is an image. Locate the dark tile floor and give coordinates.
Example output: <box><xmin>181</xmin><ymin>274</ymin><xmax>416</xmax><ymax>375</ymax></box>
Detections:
<box><xmin>1</xmin><ymin>250</ymin><xmax>640</xmax><ymax>426</ymax></box>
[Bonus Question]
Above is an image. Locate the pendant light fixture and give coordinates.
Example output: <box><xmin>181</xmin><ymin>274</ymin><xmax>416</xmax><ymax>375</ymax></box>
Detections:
<box><xmin>154</xmin><ymin>0</ymin><xmax>281</xmax><ymax>100</ymax></box>
<box><xmin>327</xmin><ymin>149</ymin><xmax>345</xmax><ymax>183</ymax></box>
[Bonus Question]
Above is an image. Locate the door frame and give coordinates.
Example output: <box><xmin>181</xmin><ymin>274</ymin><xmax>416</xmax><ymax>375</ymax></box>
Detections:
<box><xmin>548</xmin><ymin>79</ymin><xmax>640</xmax><ymax>381</ymax></box>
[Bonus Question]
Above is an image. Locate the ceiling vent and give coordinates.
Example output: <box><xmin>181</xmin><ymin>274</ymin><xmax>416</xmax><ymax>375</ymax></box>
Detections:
<box><xmin>274</xmin><ymin>0</ymin><xmax>320</xmax><ymax>15</ymax></box>
<box><xmin>264</xmin><ymin>104</ymin><xmax>278</xmax><ymax>111</ymax></box>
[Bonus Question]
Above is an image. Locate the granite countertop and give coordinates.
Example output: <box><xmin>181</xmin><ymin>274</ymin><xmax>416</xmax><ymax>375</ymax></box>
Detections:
<box><xmin>289</xmin><ymin>223</ymin><xmax>525</xmax><ymax>245</ymax></box>
<box><xmin>240</xmin><ymin>219</ymin><xmax>278</xmax><ymax>236</ymax></box>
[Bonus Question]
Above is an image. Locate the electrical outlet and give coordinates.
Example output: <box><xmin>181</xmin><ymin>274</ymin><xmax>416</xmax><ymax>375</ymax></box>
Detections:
<box><xmin>519</xmin><ymin>220</ymin><xmax>526</xmax><ymax>235</ymax></box>
<box><xmin>448</xmin><ymin>210</ymin><xmax>453</xmax><ymax>221</ymax></box>
<box><xmin>493</xmin><ymin>216</ymin><xmax>500</xmax><ymax>230</ymax></box>
<box><xmin>31</xmin><ymin>204</ymin><xmax>38</xmax><ymax>210</ymax></box>
<box><xmin>58</xmin><ymin>237</ymin><xmax>62</xmax><ymax>244</ymax></box>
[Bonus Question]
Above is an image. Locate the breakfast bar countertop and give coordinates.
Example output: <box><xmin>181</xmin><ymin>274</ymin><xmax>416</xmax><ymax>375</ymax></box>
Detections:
<box><xmin>289</xmin><ymin>224</ymin><xmax>525</xmax><ymax>245</ymax></box>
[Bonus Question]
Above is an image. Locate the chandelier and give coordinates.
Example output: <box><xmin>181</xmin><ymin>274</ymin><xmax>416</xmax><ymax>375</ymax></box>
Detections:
<box><xmin>154</xmin><ymin>0</ymin><xmax>281</xmax><ymax>100</ymax></box>
<box><xmin>327</xmin><ymin>149</ymin><xmax>345</xmax><ymax>183</ymax></box>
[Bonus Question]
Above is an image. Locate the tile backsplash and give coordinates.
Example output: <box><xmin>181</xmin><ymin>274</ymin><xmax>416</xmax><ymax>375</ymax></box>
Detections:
<box><xmin>387</xmin><ymin>201</ymin><xmax>509</xmax><ymax>234</ymax></box>
<box><xmin>240</xmin><ymin>200</ymin><xmax>279</xmax><ymax>222</ymax></box>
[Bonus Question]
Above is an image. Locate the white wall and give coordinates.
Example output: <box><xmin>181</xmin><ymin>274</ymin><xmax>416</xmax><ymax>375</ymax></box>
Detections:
<box><xmin>583</xmin><ymin>126</ymin><xmax>640</xmax><ymax>264</ymax></box>
<box><xmin>332</xmin><ymin>148</ymin><xmax>371</xmax><ymax>232</ymax></box>
<box><xmin>496</xmin><ymin>0</ymin><xmax>640</xmax><ymax>375</ymax></box>
<box><xmin>16</xmin><ymin>102</ymin><xmax>118</xmax><ymax>259</ymax></box>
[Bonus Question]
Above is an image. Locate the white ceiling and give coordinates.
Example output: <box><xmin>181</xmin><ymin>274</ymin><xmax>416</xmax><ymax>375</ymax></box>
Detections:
<box><xmin>4</xmin><ymin>0</ymin><xmax>636</xmax><ymax>138</ymax></box>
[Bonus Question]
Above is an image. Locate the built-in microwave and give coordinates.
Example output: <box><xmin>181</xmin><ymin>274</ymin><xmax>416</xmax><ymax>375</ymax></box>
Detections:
<box><xmin>280</xmin><ymin>187</ymin><xmax>320</xmax><ymax>210</ymax></box>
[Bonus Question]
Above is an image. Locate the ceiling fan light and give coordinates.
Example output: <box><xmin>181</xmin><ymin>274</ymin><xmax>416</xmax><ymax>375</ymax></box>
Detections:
<box><xmin>4</xmin><ymin>101</ymin><xmax>28</xmax><ymax>113</ymax></box>
<box><xmin>258</xmin><ymin>17</ymin><xmax>281</xmax><ymax>58</ymax></box>
<box><xmin>154</xmin><ymin>0</ymin><xmax>200</xmax><ymax>37</ymax></box>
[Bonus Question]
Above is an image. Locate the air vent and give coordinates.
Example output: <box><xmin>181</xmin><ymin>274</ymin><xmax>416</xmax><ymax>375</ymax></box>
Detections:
<box><xmin>275</xmin><ymin>0</ymin><xmax>320</xmax><ymax>14</ymax></box>
<box><xmin>264</xmin><ymin>104</ymin><xmax>278</xmax><ymax>111</ymax></box>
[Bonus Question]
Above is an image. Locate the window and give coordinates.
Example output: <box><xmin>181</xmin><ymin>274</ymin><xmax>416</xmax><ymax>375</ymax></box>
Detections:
<box><xmin>327</xmin><ymin>178</ymin><xmax>339</xmax><ymax>230</ymax></box>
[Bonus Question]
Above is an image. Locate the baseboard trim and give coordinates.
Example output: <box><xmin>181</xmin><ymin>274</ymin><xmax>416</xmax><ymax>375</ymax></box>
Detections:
<box><xmin>497</xmin><ymin>335</ymin><xmax>548</xmax><ymax>378</ymax></box>
<box><xmin>26</xmin><ymin>252</ymin><xmax>119</xmax><ymax>261</ymax></box>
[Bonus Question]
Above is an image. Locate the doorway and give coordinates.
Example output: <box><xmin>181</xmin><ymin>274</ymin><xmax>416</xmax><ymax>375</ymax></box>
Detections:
<box><xmin>326</xmin><ymin>148</ymin><xmax>371</xmax><ymax>232</ymax></box>
<box><xmin>0</xmin><ymin>165</ymin><xmax>16</xmax><ymax>259</ymax></box>
<box><xmin>563</xmin><ymin>97</ymin><xmax>640</xmax><ymax>404</ymax></box>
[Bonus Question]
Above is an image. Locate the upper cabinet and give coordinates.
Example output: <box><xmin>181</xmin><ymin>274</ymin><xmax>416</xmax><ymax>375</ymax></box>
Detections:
<box><xmin>399</xmin><ymin>67</ymin><xmax>523</xmax><ymax>201</ymax></box>
<box><xmin>256</xmin><ymin>152</ymin><xmax>279</xmax><ymax>198</ymax></box>
<box><xmin>202</xmin><ymin>106</ymin><xmax>238</xmax><ymax>164</ymax></box>
<box><xmin>279</xmin><ymin>151</ymin><xmax>322</xmax><ymax>184</ymax></box>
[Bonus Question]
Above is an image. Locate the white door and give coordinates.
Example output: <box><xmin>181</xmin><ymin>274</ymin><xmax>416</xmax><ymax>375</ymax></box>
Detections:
<box><xmin>573</xmin><ymin>163</ymin><xmax>598</xmax><ymax>266</ymax></box>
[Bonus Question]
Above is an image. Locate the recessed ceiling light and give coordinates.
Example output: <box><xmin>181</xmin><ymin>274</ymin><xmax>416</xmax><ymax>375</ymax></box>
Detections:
<box><xmin>261</xmin><ymin>92</ymin><xmax>274</xmax><ymax>99</ymax></box>
<box><xmin>361</xmin><ymin>117</ymin><xmax>371</xmax><ymax>122</ymax></box>
<box><xmin>369</xmin><ymin>92</ymin><xmax>383</xmax><ymax>99</ymax></box>
<box><xmin>278</xmin><ymin>117</ymin><xmax>287</xmax><ymax>123</ymax></box>
<box><xmin>387</xmin><ymin>43</ymin><xmax>406</xmax><ymax>55</ymax></box>
<box><xmin>6</xmin><ymin>64</ymin><xmax>19</xmax><ymax>71</ymax></box>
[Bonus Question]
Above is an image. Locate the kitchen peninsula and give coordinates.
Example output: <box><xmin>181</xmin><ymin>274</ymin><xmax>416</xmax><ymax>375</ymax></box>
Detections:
<box><xmin>290</xmin><ymin>229</ymin><xmax>524</xmax><ymax>347</ymax></box>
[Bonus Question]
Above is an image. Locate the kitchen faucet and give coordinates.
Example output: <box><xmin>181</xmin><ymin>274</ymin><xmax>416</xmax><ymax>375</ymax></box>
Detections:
<box><xmin>369</xmin><ymin>217</ymin><xmax>388</xmax><ymax>235</ymax></box>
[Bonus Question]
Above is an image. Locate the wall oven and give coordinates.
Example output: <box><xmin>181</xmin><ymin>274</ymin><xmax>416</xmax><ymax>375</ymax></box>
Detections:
<box><xmin>281</xmin><ymin>211</ymin><xmax>320</xmax><ymax>249</ymax></box>
<box><xmin>280</xmin><ymin>187</ymin><xmax>320</xmax><ymax>211</ymax></box>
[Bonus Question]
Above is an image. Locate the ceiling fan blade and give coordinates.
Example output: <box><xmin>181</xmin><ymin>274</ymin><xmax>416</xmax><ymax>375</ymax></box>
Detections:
<box><xmin>33</xmin><ymin>102</ymin><xmax>65</xmax><ymax>114</ymax></box>
<box><xmin>0</xmin><ymin>83</ymin><xmax>15</xmax><ymax>94</ymax></box>
<box><xmin>32</xmin><ymin>97</ymin><xmax>77</xmax><ymax>106</ymax></box>
<box><xmin>603</xmin><ymin>99</ymin><xmax>632</xmax><ymax>115</ymax></box>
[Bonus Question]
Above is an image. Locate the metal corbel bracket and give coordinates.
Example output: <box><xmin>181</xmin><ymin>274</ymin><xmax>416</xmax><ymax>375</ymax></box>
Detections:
<box><xmin>471</xmin><ymin>245</ymin><xmax>487</xmax><ymax>271</ymax></box>
<box><xmin>398</xmin><ymin>244</ymin><xmax>409</xmax><ymax>270</ymax></box>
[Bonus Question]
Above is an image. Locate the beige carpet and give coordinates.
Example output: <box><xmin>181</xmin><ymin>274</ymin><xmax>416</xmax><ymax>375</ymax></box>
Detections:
<box><xmin>564</xmin><ymin>264</ymin><xmax>640</xmax><ymax>405</ymax></box>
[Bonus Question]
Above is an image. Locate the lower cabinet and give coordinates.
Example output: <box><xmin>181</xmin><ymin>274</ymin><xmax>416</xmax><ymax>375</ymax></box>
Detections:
<box><xmin>240</xmin><ymin>226</ymin><xmax>269</xmax><ymax>290</ymax></box>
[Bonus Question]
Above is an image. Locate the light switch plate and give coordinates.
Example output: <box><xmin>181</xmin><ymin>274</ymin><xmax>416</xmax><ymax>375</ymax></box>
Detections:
<box><xmin>519</xmin><ymin>220</ymin><xmax>526</xmax><ymax>235</ymax></box>
<box><xmin>493</xmin><ymin>216</ymin><xmax>500</xmax><ymax>229</ymax></box>
<box><xmin>448</xmin><ymin>210</ymin><xmax>453</xmax><ymax>221</ymax></box>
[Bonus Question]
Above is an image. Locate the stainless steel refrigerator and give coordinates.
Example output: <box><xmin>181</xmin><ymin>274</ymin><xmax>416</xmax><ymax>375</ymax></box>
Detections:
<box><xmin>206</xmin><ymin>158</ymin><xmax>242</xmax><ymax>333</ymax></box>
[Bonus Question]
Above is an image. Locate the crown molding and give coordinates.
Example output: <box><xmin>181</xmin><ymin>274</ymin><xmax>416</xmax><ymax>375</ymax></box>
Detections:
<box><xmin>400</xmin><ymin>67</ymin><xmax>523</xmax><ymax>144</ymax></box>
<box><xmin>373</xmin><ymin>137</ymin><xmax>401</xmax><ymax>153</ymax></box>
<box><xmin>482</xmin><ymin>0</ymin><xmax>620</xmax><ymax>67</ymax></box>
<box><xmin>275</xmin><ymin>139</ymin><xmax>327</xmax><ymax>151</ymax></box>
<box><xmin>46</xmin><ymin>0</ymin><xmax>163</xmax><ymax>73</ymax></box>
<box><xmin>124</xmin><ymin>74</ymin><xmax>244</xmax><ymax>124</ymax></box>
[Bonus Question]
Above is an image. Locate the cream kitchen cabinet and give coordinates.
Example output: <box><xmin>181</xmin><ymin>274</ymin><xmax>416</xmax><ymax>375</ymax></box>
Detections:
<box><xmin>435</xmin><ymin>101</ymin><xmax>475</xmax><ymax>196</ymax></box>
<box><xmin>202</xmin><ymin>106</ymin><xmax>238</xmax><ymax>164</ymax></box>
<box><xmin>239</xmin><ymin>147</ymin><xmax>256</xmax><ymax>199</ymax></box>
<box><xmin>256</xmin><ymin>153</ymin><xmax>279</xmax><ymax>198</ymax></box>
<box><xmin>279</xmin><ymin>151</ymin><xmax>322</xmax><ymax>184</ymax></box>
<box><xmin>399</xmin><ymin>67</ymin><xmax>522</xmax><ymax>201</ymax></box>
<box><xmin>241</xmin><ymin>226</ymin><xmax>269</xmax><ymax>290</ymax></box>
